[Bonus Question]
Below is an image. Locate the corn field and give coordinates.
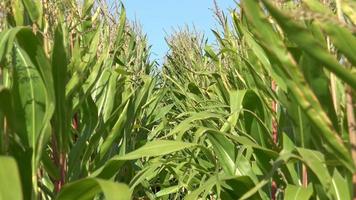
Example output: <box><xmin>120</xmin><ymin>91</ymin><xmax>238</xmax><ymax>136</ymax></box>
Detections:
<box><xmin>0</xmin><ymin>0</ymin><xmax>355</xmax><ymax>199</ymax></box>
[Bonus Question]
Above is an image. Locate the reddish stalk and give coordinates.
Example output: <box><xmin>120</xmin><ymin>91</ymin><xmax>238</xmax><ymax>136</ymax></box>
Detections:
<box><xmin>52</xmin><ymin>134</ymin><xmax>66</xmax><ymax>193</ymax></box>
<box><xmin>345</xmin><ymin>86</ymin><xmax>356</xmax><ymax>199</ymax></box>
<box><xmin>52</xmin><ymin>135</ymin><xmax>61</xmax><ymax>192</ymax></box>
<box><xmin>302</xmin><ymin>164</ymin><xmax>308</xmax><ymax>187</ymax></box>
<box><xmin>53</xmin><ymin>30</ymin><xmax>76</xmax><ymax>194</ymax></box>
<box><xmin>73</xmin><ymin>113</ymin><xmax>78</xmax><ymax>130</ymax></box>
<box><xmin>54</xmin><ymin>113</ymin><xmax>78</xmax><ymax>192</ymax></box>
<box><xmin>52</xmin><ymin>11</ymin><xmax>75</xmax><ymax>193</ymax></box>
<box><xmin>53</xmin><ymin>153</ymin><xmax>66</xmax><ymax>192</ymax></box>
<box><xmin>52</xmin><ymin>141</ymin><xmax>67</xmax><ymax>193</ymax></box>
<box><xmin>2</xmin><ymin>117</ymin><xmax>8</xmax><ymax>153</ymax></box>
<box><xmin>271</xmin><ymin>181</ymin><xmax>277</xmax><ymax>200</ymax></box>
<box><xmin>4</xmin><ymin>117</ymin><xmax>7</xmax><ymax>144</ymax></box>
<box><xmin>58</xmin><ymin>153</ymin><xmax>66</xmax><ymax>191</ymax></box>
<box><xmin>52</xmin><ymin>127</ymin><xmax>69</xmax><ymax>192</ymax></box>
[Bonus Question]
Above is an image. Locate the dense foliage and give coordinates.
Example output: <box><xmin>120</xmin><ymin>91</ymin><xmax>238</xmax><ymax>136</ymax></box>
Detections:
<box><xmin>0</xmin><ymin>0</ymin><xmax>355</xmax><ymax>199</ymax></box>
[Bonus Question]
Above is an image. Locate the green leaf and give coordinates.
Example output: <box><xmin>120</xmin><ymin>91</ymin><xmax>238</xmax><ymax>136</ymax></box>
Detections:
<box><xmin>0</xmin><ymin>87</ymin><xmax>15</xmax><ymax>131</ymax></box>
<box><xmin>330</xmin><ymin>169</ymin><xmax>351</xmax><ymax>200</ymax></box>
<box><xmin>22</xmin><ymin>0</ymin><xmax>41</xmax><ymax>23</ymax></box>
<box><xmin>6</xmin><ymin>28</ymin><xmax>56</xmax><ymax>198</ymax></box>
<box><xmin>220</xmin><ymin>90</ymin><xmax>246</xmax><ymax>132</ymax></box>
<box><xmin>168</xmin><ymin>111</ymin><xmax>222</xmax><ymax>138</ymax></box>
<box><xmin>296</xmin><ymin>148</ymin><xmax>332</xmax><ymax>190</ymax></box>
<box><xmin>260</xmin><ymin>0</ymin><xmax>356</xmax><ymax>88</ymax></box>
<box><xmin>129</xmin><ymin>163</ymin><xmax>161</xmax><ymax>190</ymax></box>
<box><xmin>242</xmin><ymin>0</ymin><xmax>354</xmax><ymax>173</ymax></box>
<box><xmin>99</xmin><ymin>100</ymin><xmax>130</xmax><ymax>159</ymax></box>
<box><xmin>51</xmin><ymin>26</ymin><xmax>69</xmax><ymax>152</ymax></box>
<box><xmin>41</xmin><ymin>152</ymin><xmax>60</xmax><ymax>180</ymax></box>
<box><xmin>0</xmin><ymin>156</ymin><xmax>23</xmax><ymax>200</ymax></box>
<box><xmin>115</xmin><ymin>67</ymin><xmax>132</xmax><ymax>75</ymax></box>
<box><xmin>11</xmin><ymin>0</ymin><xmax>24</xmax><ymax>26</ymax></box>
<box><xmin>237</xmin><ymin>23</ymin><xmax>287</xmax><ymax>92</ymax></box>
<box><xmin>13</xmin><ymin>43</ymin><xmax>47</xmax><ymax>148</ymax></box>
<box><xmin>120</xmin><ymin>140</ymin><xmax>196</xmax><ymax>160</ymax></box>
<box><xmin>57</xmin><ymin>178</ymin><xmax>131</xmax><ymax>200</ymax></box>
<box><xmin>204</xmin><ymin>45</ymin><xmax>218</xmax><ymax>61</ymax></box>
<box><xmin>114</xmin><ymin>4</ymin><xmax>127</xmax><ymax>47</ymax></box>
<box><xmin>0</xmin><ymin>27</ymin><xmax>23</xmax><ymax>64</ymax></box>
<box><xmin>94</xmin><ymin>140</ymin><xmax>196</xmax><ymax>178</ymax></box>
<box><xmin>104</xmin><ymin>74</ymin><xmax>120</xmax><ymax>122</ymax></box>
<box><xmin>155</xmin><ymin>185</ymin><xmax>180</xmax><ymax>197</ymax></box>
<box><xmin>185</xmin><ymin>175</ymin><xmax>217</xmax><ymax>200</ymax></box>
<box><xmin>303</xmin><ymin>0</ymin><xmax>356</xmax><ymax>65</ymax></box>
<box><xmin>284</xmin><ymin>184</ymin><xmax>313</xmax><ymax>200</ymax></box>
<box><xmin>222</xmin><ymin>176</ymin><xmax>263</xmax><ymax>200</ymax></box>
<box><xmin>82</xmin><ymin>0</ymin><xmax>95</xmax><ymax>16</ymax></box>
<box><xmin>14</xmin><ymin>28</ymin><xmax>55</xmax><ymax>164</ymax></box>
<box><xmin>66</xmin><ymin>25</ymin><xmax>102</xmax><ymax>98</ymax></box>
<box><xmin>208</xmin><ymin>133</ymin><xmax>236</xmax><ymax>176</ymax></box>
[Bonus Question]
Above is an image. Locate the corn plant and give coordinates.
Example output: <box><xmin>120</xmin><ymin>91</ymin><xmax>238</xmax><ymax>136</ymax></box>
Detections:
<box><xmin>158</xmin><ymin>0</ymin><xmax>356</xmax><ymax>199</ymax></box>
<box><xmin>0</xmin><ymin>0</ymin><xmax>356</xmax><ymax>200</ymax></box>
<box><xmin>0</xmin><ymin>0</ymin><xmax>162</xmax><ymax>199</ymax></box>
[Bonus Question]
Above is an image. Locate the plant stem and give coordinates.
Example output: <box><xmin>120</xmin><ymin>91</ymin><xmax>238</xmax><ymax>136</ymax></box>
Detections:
<box><xmin>59</xmin><ymin>152</ymin><xmax>67</xmax><ymax>191</ymax></box>
<box><xmin>272</xmin><ymin>81</ymin><xmax>278</xmax><ymax>144</ymax></box>
<box><xmin>335</xmin><ymin>0</ymin><xmax>344</xmax><ymax>22</ymax></box>
<box><xmin>52</xmin><ymin>134</ymin><xmax>60</xmax><ymax>192</ymax></box>
<box><xmin>298</xmin><ymin>106</ymin><xmax>308</xmax><ymax>187</ymax></box>
<box><xmin>271</xmin><ymin>80</ymin><xmax>277</xmax><ymax>200</ymax></box>
<box><xmin>346</xmin><ymin>86</ymin><xmax>356</xmax><ymax>198</ymax></box>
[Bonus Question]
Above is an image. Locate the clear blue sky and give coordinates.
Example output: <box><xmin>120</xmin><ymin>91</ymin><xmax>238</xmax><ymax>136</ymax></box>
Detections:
<box><xmin>119</xmin><ymin>0</ymin><xmax>236</xmax><ymax>62</ymax></box>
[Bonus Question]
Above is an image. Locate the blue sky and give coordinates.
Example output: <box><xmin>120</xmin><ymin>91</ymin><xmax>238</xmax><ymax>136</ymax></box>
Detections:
<box><xmin>120</xmin><ymin>0</ymin><xmax>236</xmax><ymax>62</ymax></box>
